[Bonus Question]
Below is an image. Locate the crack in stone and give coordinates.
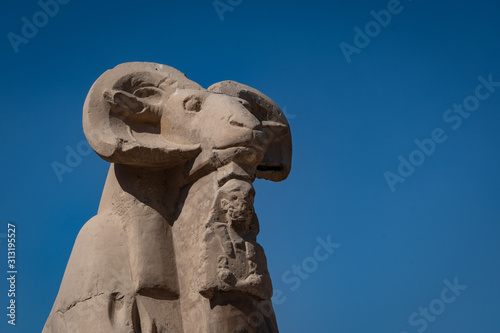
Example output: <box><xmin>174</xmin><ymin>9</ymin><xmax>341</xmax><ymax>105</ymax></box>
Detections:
<box><xmin>56</xmin><ymin>292</ymin><xmax>106</xmax><ymax>315</ymax></box>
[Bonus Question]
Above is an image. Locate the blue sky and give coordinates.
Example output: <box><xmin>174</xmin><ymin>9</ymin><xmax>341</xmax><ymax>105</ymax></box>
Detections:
<box><xmin>1</xmin><ymin>0</ymin><xmax>500</xmax><ymax>332</ymax></box>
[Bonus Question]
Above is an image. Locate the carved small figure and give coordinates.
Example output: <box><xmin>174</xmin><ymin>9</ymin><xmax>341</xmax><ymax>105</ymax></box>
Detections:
<box><xmin>199</xmin><ymin>179</ymin><xmax>272</xmax><ymax>300</ymax></box>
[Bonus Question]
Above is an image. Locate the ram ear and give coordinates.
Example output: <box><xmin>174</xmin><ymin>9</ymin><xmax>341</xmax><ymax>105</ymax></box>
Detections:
<box><xmin>83</xmin><ymin>62</ymin><xmax>202</xmax><ymax>167</ymax></box>
<box><xmin>207</xmin><ymin>81</ymin><xmax>292</xmax><ymax>181</ymax></box>
<box><xmin>102</xmin><ymin>87</ymin><xmax>165</xmax><ymax>124</ymax></box>
<box><xmin>103</xmin><ymin>90</ymin><xmax>144</xmax><ymax>116</ymax></box>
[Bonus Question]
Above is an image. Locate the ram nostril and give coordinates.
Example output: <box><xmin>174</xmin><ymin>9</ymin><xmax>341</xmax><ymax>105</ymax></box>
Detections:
<box><xmin>229</xmin><ymin>118</ymin><xmax>246</xmax><ymax>128</ymax></box>
<box><xmin>229</xmin><ymin>115</ymin><xmax>262</xmax><ymax>130</ymax></box>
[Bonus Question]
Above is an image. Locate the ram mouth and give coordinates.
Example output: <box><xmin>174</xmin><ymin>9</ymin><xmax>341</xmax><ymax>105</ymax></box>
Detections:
<box><xmin>255</xmin><ymin>163</ymin><xmax>290</xmax><ymax>182</ymax></box>
<box><xmin>256</xmin><ymin>164</ymin><xmax>284</xmax><ymax>172</ymax></box>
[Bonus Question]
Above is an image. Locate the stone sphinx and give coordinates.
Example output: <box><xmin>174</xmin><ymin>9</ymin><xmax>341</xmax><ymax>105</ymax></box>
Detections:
<box><xmin>43</xmin><ymin>62</ymin><xmax>292</xmax><ymax>333</ymax></box>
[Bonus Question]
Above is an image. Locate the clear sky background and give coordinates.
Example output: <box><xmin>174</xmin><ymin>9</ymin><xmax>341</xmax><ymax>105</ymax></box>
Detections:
<box><xmin>1</xmin><ymin>0</ymin><xmax>500</xmax><ymax>332</ymax></box>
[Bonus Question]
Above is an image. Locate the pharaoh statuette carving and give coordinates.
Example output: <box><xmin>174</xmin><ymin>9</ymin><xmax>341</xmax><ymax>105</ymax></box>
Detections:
<box><xmin>43</xmin><ymin>62</ymin><xmax>292</xmax><ymax>333</ymax></box>
<box><xmin>198</xmin><ymin>179</ymin><xmax>272</xmax><ymax>301</ymax></box>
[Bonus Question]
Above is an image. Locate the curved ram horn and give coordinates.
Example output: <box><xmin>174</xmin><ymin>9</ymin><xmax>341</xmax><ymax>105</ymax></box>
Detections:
<box><xmin>83</xmin><ymin>62</ymin><xmax>203</xmax><ymax>167</ymax></box>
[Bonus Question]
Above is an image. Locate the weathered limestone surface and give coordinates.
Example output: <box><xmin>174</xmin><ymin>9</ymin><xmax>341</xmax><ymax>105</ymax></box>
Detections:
<box><xmin>43</xmin><ymin>62</ymin><xmax>292</xmax><ymax>333</ymax></box>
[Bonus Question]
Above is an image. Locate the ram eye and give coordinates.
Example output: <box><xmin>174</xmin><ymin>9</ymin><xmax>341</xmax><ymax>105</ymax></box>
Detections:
<box><xmin>133</xmin><ymin>87</ymin><xmax>161</xmax><ymax>99</ymax></box>
<box><xmin>183</xmin><ymin>96</ymin><xmax>202</xmax><ymax>112</ymax></box>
